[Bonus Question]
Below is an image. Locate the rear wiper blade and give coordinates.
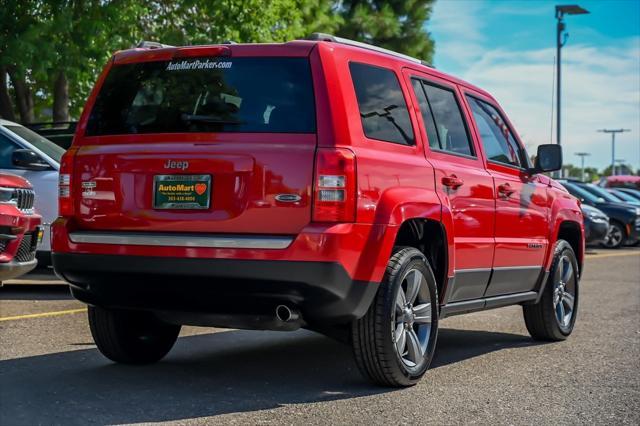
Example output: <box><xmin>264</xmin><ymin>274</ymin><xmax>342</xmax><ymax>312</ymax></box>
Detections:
<box><xmin>180</xmin><ymin>113</ymin><xmax>244</xmax><ymax>125</ymax></box>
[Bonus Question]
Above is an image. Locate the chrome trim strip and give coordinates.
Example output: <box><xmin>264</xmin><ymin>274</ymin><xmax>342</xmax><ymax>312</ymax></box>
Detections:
<box><xmin>492</xmin><ymin>266</ymin><xmax>542</xmax><ymax>271</ymax></box>
<box><xmin>454</xmin><ymin>268</ymin><xmax>492</xmax><ymax>274</ymax></box>
<box><xmin>455</xmin><ymin>266</ymin><xmax>541</xmax><ymax>273</ymax></box>
<box><xmin>69</xmin><ymin>232</ymin><xmax>293</xmax><ymax>250</ymax></box>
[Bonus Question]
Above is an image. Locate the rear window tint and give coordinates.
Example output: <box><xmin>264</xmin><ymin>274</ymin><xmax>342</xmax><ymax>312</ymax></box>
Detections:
<box><xmin>349</xmin><ymin>62</ymin><xmax>414</xmax><ymax>145</ymax></box>
<box><xmin>86</xmin><ymin>57</ymin><xmax>316</xmax><ymax>136</ymax></box>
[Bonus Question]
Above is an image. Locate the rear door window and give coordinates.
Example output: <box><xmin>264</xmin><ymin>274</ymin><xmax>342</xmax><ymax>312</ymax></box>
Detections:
<box><xmin>86</xmin><ymin>57</ymin><xmax>316</xmax><ymax>136</ymax></box>
<box><xmin>415</xmin><ymin>81</ymin><xmax>474</xmax><ymax>157</ymax></box>
<box><xmin>349</xmin><ymin>62</ymin><xmax>414</xmax><ymax>146</ymax></box>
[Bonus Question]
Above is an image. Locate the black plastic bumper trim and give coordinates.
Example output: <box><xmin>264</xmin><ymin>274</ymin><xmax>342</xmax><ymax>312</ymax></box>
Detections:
<box><xmin>52</xmin><ymin>253</ymin><xmax>379</xmax><ymax>326</ymax></box>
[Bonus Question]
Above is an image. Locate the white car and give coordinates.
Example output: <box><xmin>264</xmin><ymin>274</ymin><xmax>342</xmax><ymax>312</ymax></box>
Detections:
<box><xmin>0</xmin><ymin>119</ymin><xmax>64</xmax><ymax>266</ymax></box>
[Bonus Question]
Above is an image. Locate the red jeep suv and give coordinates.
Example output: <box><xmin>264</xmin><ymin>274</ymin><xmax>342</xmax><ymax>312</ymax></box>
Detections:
<box><xmin>1</xmin><ymin>173</ymin><xmax>42</xmax><ymax>283</ymax></box>
<box><xmin>52</xmin><ymin>35</ymin><xmax>584</xmax><ymax>387</ymax></box>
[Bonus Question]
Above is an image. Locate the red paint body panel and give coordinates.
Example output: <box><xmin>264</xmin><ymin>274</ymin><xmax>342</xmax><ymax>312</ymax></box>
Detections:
<box><xmin>53</xmin><ymin>40</ymin><xmax>584</xmax><ymax>308</ymax></box>
<box><xmin>72</xmin><ymin>135</ymin><xmax>315</xmax><ymax>235</ymax></box>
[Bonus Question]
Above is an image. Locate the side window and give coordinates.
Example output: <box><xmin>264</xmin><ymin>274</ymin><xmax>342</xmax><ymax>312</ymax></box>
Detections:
<box><xmin>0</xmin><ymin>133</ymin><xmax>20</xmax><ymax>169</ymax></box>
<box><xmin>349</xmin><ymin>62</ymin><xmax>414</xmax><ymax>145</ymax></box>
<box><xmin>466</xmin><ymin>96</ymin><xmax>523</xmax><ymax>168</ymax></box>
<box><xmin>418</xmin><ymin>81</ymin><xmax>474</xmax><ymax>157</ymax></box>
<box><xmin>411</xmin><ymin>79</ymin><xmax>439</xmax><ymax>149</ymax></box>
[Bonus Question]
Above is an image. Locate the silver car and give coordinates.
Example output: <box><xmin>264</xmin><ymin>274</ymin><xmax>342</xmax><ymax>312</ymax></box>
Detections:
<box><xmin>0</xmin><ymin>119</ymin><xmax>64</xmax><ymax>265</ymax></box>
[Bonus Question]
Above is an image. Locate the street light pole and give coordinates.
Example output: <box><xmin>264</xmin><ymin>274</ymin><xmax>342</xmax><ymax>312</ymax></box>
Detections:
<box><xmin>598</xmin><ymin>129</ymin><xmax>630</xmax><ymax>176</ymax></box>
<box><xmin>574</xmin><ymin>152</ymin><xmax>590</xmax><ymax>181</ymax></box>
<box><xmin>556</xmin><ymin>11</ymin><xmax>564</xmax><ymax>150</ymax></box>
<box><xmin>555</xmin><ymin>5</ymin><xmax>589</xmax><ymax>150</ymax></box>
<box><xmin>554</xmin><ymin>5</ymin><xmax>588</xmax><ymax>178</ymax></box>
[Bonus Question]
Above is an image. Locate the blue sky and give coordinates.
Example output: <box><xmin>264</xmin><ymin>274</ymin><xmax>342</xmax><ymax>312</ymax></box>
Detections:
<box><xmin>429</xmin><ymin>0</ymin><xmax>640</xmax><ymax>171</ymax></box>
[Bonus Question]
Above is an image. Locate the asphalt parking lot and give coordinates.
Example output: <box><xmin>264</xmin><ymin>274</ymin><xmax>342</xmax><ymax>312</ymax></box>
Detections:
<box><xmin>1</xmin><ymin>247</ymin><xmax>639</xmax><ymax>425</ymax></box>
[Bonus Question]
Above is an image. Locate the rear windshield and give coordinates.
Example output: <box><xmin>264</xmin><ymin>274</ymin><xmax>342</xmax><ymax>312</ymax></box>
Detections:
<box><xmin>86</xmin><ymin>57</ymin><xmax>316</xmax><ymax>136</ymax></box>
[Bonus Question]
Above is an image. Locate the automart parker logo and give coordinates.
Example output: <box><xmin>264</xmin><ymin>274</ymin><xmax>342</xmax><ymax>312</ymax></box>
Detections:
<box><xmin>165</xmin><ymin>59</ymin><xmax>232</xmax><ymax>71</ymax></box>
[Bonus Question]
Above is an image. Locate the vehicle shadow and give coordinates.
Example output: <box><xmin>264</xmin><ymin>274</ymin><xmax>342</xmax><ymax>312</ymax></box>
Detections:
<box><xmin>0</xmin><ymin>327</ymin><xmax>545</xmax><ymax>425</ymax></box>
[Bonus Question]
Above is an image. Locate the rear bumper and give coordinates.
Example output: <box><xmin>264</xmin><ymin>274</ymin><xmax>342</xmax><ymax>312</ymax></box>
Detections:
<box><xmin>0</xmin><ymin>259</ymin><xmax>37</xmax><ymax>281</ymax></box>
<box><xmin>53</xmin><ymin>253</ymin><xmax>378</xmax><ymax>326</ymax></box>
<box><xmin>52</xmin><ymin>218</ymin><xmax>397</xmax><ymax>283</ymax></box>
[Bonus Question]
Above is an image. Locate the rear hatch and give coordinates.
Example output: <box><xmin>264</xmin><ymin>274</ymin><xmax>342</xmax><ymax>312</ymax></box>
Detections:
<box><xmin>72</xmin><ymin>50</ymin><xmax>317</xmax><ymax>235</ymax></box>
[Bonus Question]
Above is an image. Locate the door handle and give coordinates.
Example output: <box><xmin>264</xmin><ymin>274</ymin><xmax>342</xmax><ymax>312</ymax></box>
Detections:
<box><xmin>498</xmin><ymin>183</ymin><xmax>516</xmax><ymax>197</ymax></box>
<box><xmin>442</xmin><ymin>175</ymin><xmax>464</xmax><ymax>189</ymax></box>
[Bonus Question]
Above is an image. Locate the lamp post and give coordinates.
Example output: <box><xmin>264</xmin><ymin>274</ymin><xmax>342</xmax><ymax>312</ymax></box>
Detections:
<box><xmin>598</xmin><ymin>129</ymin><xmax>630</xmax><ymax>176</ymax></box>
<box><xmin>555</xmin><ymin>5</ymin><xmax>589</xmax><ymax>148</ymax></box>
<box><xmin>555</xmin><ymin>5</ymin><xmax>589</xmax><ymax>178</ymax></box>
<box><xmin>574</xmin><ymin>152</ymin><xmax>590</xmax><ymax>181</ymax></box>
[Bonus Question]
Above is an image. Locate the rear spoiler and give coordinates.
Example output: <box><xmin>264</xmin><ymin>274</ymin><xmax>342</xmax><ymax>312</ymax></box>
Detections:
<box><xmin>136</xmin><ymin>41</ymin><xmax>175</xmax><ymax>49</ymax></box>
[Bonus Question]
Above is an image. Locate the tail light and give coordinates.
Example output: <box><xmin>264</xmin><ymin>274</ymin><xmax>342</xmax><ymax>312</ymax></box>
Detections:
<box><xmin>312</xmin><ymin>148</ymin><xmax>357</xmax><ymax>222</ymax></box>
<box><xmin>58</xmin><ymin>148</ymin><xmax>78</xmax><ymax>217</ymax></box>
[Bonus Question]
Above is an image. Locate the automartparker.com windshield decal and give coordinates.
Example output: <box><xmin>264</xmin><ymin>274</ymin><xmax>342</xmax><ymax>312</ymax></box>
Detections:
<box><xmin>165</xmin><ymin>59</ymin><xmax>232</xmax><ymax>71</ymax></box>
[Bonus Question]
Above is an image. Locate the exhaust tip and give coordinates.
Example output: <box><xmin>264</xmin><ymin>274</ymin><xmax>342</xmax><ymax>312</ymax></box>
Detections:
<box><xmin>276</xmin><ymin>304</ymin><xmax>298</xmax><ymax>322</ymax></box>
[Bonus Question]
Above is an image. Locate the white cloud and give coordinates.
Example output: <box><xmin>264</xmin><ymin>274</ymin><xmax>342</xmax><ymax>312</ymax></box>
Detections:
<box><xmin>429</xmin><ymin>0</ymin><xmax>487</xmax><ymax>67</ymax></box>
<box><xmin>461</xmin><ymin>39</ymin><xmax>640</xmax><ymax>170</ymax></box>
<box><xmin>429</xmin><ymin>1</ymin><xmax>640</xmax><ymax>171</ymax></box>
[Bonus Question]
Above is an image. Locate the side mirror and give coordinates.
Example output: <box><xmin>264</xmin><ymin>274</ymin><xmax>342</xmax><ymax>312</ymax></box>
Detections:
<box><xmin>532</xmin><ymin>144</ymin><xmax>562</xmax><ymax>174</ymax></box>
<box><xmin>12</xmin><ymin>149</ymin><xmax>50</xmax><ymax>171</ymax></box>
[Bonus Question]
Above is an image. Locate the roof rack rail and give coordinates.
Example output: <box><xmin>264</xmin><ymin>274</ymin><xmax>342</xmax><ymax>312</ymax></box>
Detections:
<box><xmin>136</xmin><ymin>40</ymin><xmax>175</xmax><ymax>49</ymax></box>
<box><xmin>306</xmin><ymin>33</ymin><xmax>434</xmax><ymax>68</ymax></box>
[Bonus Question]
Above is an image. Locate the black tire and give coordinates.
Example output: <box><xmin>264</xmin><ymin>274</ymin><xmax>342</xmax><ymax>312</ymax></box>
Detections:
<box><xmin>523</xmin><ymin>240</ymin><xmax>579</xmax><ymax>341</ymax></box>
<box><xmin>88</xmin><ymin>306</ymin><xmax>181</xmax><ymax>364</ymax></box>
<box><xmin>601</xmin><ymin>221</ymin><xmax>626</xmax><ymax>249</ymax></box>
<box><xmin>351</xmin><ymin>247</ymin><xmax>439</xmax><ymax>387</ymax></box>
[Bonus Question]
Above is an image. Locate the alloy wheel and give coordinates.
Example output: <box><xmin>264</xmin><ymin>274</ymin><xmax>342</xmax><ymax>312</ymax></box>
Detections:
<box><xmin>552</xmin><ymin>254</ymin><xmax>576</xmax><ymax>329</ymax></box>
<box><xmin>603</xmin><ymin>224</ymin><xmax>623</xmax><ymax>248</ymax></box>
<box><xmin>393</xmin><ymin>268</ymin><xmax>433</xmax><ymax>367</ymax></box>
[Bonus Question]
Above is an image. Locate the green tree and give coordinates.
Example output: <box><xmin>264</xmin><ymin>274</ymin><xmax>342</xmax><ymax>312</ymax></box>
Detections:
<box><xmin>0</xmin><ymin>0</ymin><xmax>44</xmax><ymax>122</ymax></box>
<box><xmin>0</xmin><ymin>0</ymin><xmax>145</xmax><ymax>122</ymax></box>
<box><xmin>336</xmin><ymin>0</ymin><xmax>436</xmax><ymax>62</ymax></box>
<box><xmin>0</xmin><ymin>0</ymin><xmax>436</xmax><ymax>123</ymax></box>
<box><xmin>602</xmin><ymin>164</ymin><xmax>636</xmax><ymax>177</ymax></box>
<box><xmin>40</xmin><ymin>0</ymin><xmax>146</xmax><ymax>121</ymax></box>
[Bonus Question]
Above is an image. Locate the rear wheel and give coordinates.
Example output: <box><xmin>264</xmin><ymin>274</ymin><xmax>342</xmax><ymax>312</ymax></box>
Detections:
<box><xmin>523</xmin><ymin>240</ymin><xmax>579</xmax><ymax>341</ymax></box>
<box><xmin>88</xmin><ymin>306</ymin><xmax>181</xmax><ymax>364</ymax></box>
<box><xmin>601</xmin><ymin>221</ymin><xmax>625</xmax><ymax>249</ymax></box>
<box><xmin>351</xmin><ymin>247</ymin><xmax>438</xmax><ymax>387</ymax></box>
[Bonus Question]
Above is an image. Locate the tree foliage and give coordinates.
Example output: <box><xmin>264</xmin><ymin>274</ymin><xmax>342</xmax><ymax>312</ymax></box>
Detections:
<box><xmin>0</xmin><ymin>0</ymin><xmax>436</xmax><ymax>122</ymax></box>
<box><xmin>336</xmin><ymin>0</ymin><xmax>435</xmax><ymax>63</ymax></box>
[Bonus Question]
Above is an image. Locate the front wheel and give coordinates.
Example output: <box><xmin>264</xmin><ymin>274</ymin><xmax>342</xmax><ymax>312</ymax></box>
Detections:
<box><xmin>351</xmin><ymin>247</ymin><xmax>439</xmax><ymax>387</ymax></box>
<box><xmin>601</xmin><ymin>221</ymin><xmax>625</xmax><ymax>249</ymax></box>
<box><xmin>523</xmin><ymin>240</ymin><xmax>579</xmax><ymax>341</ymax></box>
<box><xmin>88</xmin><ymin>306</ymin><xmax>181</xmax><ymax>364</ymax></box>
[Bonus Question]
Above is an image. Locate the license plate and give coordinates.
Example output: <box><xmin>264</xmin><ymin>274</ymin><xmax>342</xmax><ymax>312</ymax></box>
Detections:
<box><xmin>153</xmin><ymin>175</ymin><xmax>211</xmax><ymax>210</ymax></box>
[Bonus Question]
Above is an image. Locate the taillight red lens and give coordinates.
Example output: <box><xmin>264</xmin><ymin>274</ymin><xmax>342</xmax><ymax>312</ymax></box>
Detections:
<box><xmin>312</xmin><ymin>148</ymin><xmax>356</xmax><ymax>223</ymax></box>
<box><xmin>58</xmin><ymin>148</ymin><xmax>77</xmax><ymax>217</ymax></box>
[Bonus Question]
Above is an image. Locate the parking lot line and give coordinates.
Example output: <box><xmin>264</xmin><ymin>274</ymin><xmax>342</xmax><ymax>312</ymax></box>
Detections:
<box><xmin>0</xmin><ymin>308</ymin><xmax>87</xmax><ymax>322</ymax></box>
<box><xmin>585</xmin><ymin>251</ymin><xmax>640</xmax><ymax>259</ymax></box>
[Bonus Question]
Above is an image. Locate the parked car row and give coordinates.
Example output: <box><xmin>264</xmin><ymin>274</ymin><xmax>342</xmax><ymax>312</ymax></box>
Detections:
<box><xmin>559</xmin><ymin>179</ymin><xmax>640</xmax><ymax>248</ymax></box>
<box><xmin>0</xmin><ymin>119</ymin><xmax>63</xmax><ymax>267</ymax></box>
